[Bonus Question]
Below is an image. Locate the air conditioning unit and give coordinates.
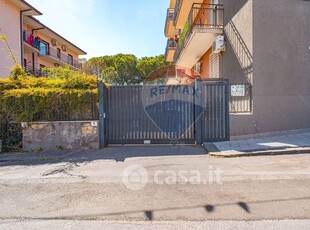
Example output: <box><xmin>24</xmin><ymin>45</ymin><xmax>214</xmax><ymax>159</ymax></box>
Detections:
<box><xmin>51</xmin><ymin>39</ymin><xmax>57</xmax><ymax>46</ymax></box>
<box><xmin>61</xmin><ymin>45</ymin><xmax>67</xmax><ymax>51</ymax></box>
<box><xmin>212</xmin><ymin>35</ymin><xmax>225</xmax><ymax>54</ymax></box>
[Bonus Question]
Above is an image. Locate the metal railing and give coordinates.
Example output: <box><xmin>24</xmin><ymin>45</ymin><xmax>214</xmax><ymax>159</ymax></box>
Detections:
<box><xmin>174</xmin><ymin>3</ymin><xmax>224</xmax><ymax>63</ymax></box>
<box><xmin>164</xmin><ymin>8</ymin><xmax>175</xmax><ymax>35</ymax></box>
<box><xmin>173</xmin><ymin>0</ymin><xmax>183</xmax><ymax>26</ymax></box>
<box><xmin>165</xmin><ymin>39</ymin><xmax>178</xmax><ymax>54</ymax></box>
<box><xmin>30</xmin><ymin>93</ymin><xmax>99</xmax><ymax>122</ymax></box>
<box><xmin>165</xmin><ymin>39</ymin><xmax>177</xmax><ymax>60</ymax></box>
<box><xmin>23</xmin><ymin>30</ymin><xmax>40</xmax><ymax>50</ymax></box>
<box><xmin>24</xmin><ymin>65</ymin><xmax>47</xmax><ymax>77</ymax></box>
<box><xmin>43</xmin><ymin>47</ymin><xmax>82</xmax><ymax>69</ymax></box>
<box><xmin>229</xmin><ymin>83</ymin><xmax>252</xmax><ymax>113</ymax></box>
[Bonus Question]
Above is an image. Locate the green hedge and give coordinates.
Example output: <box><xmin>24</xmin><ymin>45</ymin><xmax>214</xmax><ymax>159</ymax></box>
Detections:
<box><xmin>0</xmin><ymin>66</ymin><xmax>99</xmax><ymax>123</ymax></box>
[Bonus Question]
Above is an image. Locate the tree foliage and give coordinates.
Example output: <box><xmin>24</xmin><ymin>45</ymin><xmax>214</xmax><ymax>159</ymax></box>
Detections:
<box><xmin>136</xmin><ymin>55</ymin><xmax>166</xmax><ymax>81</ymax></box>
<box><xmin>83</xmin><ymin>54</ymin><xmax>167</xmax><ymax>85</ymax></box>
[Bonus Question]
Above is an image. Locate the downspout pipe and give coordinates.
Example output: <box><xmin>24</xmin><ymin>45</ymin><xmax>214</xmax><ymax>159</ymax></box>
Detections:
<box><xmin>20</xmin><ymin>9</ymin><xmax>32</xmax><ymax>67</ymax></box>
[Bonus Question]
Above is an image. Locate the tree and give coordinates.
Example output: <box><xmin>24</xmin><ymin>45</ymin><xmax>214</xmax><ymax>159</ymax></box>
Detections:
<box><xmin>109</xmin><ymin>54</ymin><xmax>142</xmax><ymax>85</ymax></box>
<box><xmin>136</xmin><ymin>55</ymin><xmax>167</xmax><ymax>82</ymax></box>
<box><xmin>82</xmin><ymin>57</ymin><xmax>104</xmax><ymax>76</ymax></box>
<box><xmin>82</xmin><ymin>54</ymin><xmax>168</xmax><ymax>85</ymax></box>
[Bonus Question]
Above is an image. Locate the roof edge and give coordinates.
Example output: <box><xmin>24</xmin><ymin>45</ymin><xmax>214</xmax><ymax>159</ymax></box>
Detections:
<box><xmin>28</xmin><ymin>16</ymin><xmax>87</xmax><ymax>55</ymax></box>
<box><xmin>20</xmin><ymin>0</ymin><xmax>43</xmax><ymax>15</ymax></box>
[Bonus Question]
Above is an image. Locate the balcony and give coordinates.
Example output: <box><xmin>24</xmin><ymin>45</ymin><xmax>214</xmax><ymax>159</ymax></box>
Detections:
<box><xmin>165</xmin><ymin>8</ymin><xmax>177</xmax><ymax>38</ymax></box>
<box><xmin>165</xmin><ymin>39</ymin><xmax>177</xmax><ymax>62</ymax></box>
<box><xmin>39</xmin><ymin>46</ymin><xmax>82</xmax><ymax>70</ymax></box>
<box><xmin>24</xmin><ymin>64</ymin><xmax>47</xmax><ymax>77</ymax></box>
<box><xmin>174</xmin><ymin>3</ymin><xmax>224</xmax><ymax>68</ymax></box>
<box><xmin>23</xmin><ymin>30</ymin><xmax>40</xmax><ymax>53</ymax></box>
<box><xmin>173</xmin><ymin>0</ymin><xmax>204</xmax><ymax>29</ymax></box>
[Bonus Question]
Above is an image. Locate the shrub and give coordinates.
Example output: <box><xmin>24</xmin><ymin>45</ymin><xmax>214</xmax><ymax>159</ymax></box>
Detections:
<box><xmin>0</xmin><ymin>66</ymin><xmax>99</xmax><ymax>122</ymax></box>
<box><xmin>9</xmin><ymin>65</ymin><xmax>27</xmax><ymax>80</ymax></box>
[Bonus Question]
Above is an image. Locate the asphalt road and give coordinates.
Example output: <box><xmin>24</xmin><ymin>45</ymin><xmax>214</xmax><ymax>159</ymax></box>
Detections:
<box><xmin>0</xmin><ymin>146</ymin><xmax>309</xmax><ymax>228</ymax></box>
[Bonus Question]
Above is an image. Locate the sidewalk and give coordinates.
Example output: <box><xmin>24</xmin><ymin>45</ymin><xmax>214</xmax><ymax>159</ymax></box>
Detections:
<box><xmin>204</xmin><ymin>129</ymin><xmax>310</xmax><ymax>157</ymax></box>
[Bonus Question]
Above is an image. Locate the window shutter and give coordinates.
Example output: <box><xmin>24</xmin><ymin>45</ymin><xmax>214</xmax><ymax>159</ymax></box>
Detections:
<box><xmin>209</xmin><ymin>53</ymin><xmax>220</xmax><ymax>78</ymax></box>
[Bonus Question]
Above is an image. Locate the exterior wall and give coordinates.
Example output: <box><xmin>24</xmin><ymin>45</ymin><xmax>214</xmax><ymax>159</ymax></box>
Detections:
<box><xmin>198</xmin><ymin>47</ymin><xmax>212</xmax><ymax>78</ymax></box>
<box><xmin>222</xmin><ymin>0</ymin><xmax>254</xmax><ymax>136</ymax></box>
<box><xmin>23</xmin><ymin>121</ymin><xmax>99</xmax><ymax>152</ymax></box>
<box><xmin>250</xmin><ymin>0</ymin><xmax>310</xmax><ymax>133</ymax></box>
<box><xmin>223</xmin><ymin>0</ymin><xmax>310</xmax><ymax>136</ymax></box>
<box><xmin>222</xmin><ymin>0</ymin><xmax>252</xmax><ymax>84</ymax></box>
<box><xmin>37</xmin><ymin>59</ymin><xmax>54</xmax><ymax>68</ymax></box>
<box><xmin>175</xmin><ymin>65</ymin><xmax>192</xmax><ymax>83</ymax></box>
<box><xmin>0</xmin><ymin>0</ymin><xmax>21</xmax><ymax>78</ymax></box>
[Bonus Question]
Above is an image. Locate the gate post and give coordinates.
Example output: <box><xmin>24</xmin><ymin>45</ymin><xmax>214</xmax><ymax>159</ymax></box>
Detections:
<box><xmin>98</xmin><ymin>81</ymin><xmax>106</xmax><ymax>148</ymax></box>
<box><xmin>194</xmin><ymin>79</ymin><xmax>203</xmax><ymax>145</ymax></box>
<box><xmin>224</xmin><ymin>79</ymin><xmax>230</xmax><ymax>141</ymax></box>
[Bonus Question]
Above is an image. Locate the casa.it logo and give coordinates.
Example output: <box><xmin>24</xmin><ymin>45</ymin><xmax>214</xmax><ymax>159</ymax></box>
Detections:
<box><xmin>122</xmin><ymin>164</ymin><xmax>223</xmax><ymax>191</ymax></box>
<box><xmin>122</xmin><ymin>165</ymin><xmax>148</xmax><ymax>191</ymax></box>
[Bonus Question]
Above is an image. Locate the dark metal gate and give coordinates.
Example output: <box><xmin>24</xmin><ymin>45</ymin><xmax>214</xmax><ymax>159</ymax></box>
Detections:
<box><xmin>98</xmin><ymin>79</ymin><xmax>229</xmax><ymax>147</ymax></box>
<box><xmin>201</xmin><ymin>80</ymin><xmax>229</xmax><ymax>142</ymax></box>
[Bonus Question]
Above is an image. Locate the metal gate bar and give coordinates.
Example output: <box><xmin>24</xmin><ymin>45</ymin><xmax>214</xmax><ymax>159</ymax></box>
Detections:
<box><xmin>99</xmin><ymin>79</ymin><xmax>229</xmax><ymax>147</ymax></box>
<box><xmin>103</xmin><ymin>85</ymin><xmax>195</xmax><ymax>145</ymax></box>
<box><xmin>201</xmin><ymin>79</ymin><xmax>229</xmax><ymax>142</ymax></box>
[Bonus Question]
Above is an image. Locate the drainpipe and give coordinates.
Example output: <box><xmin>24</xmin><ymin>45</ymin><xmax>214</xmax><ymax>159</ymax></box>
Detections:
<box><xmin>20</xmin><ymin>9</ymin><xmax>32</xmax><ymax>67</ymax></box>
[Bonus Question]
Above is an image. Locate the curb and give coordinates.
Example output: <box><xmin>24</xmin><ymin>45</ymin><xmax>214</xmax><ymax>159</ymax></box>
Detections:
<box><xmin>207</xmin><ymin>147</ymin><xmax>310</xmax><ymax>158</ymax></box>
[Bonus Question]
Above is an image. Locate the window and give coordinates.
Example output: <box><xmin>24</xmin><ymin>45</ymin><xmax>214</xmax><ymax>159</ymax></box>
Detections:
<box><xmin>68</xmin><ymin>54</ymin><xmax>73</xmax><ymax>65</ymax></box>
<box><xmin>57</xmin><ymin>48</ymin><xmax>61</xmax><ymax>59</ymax></box>
<box><xmin>209</xmin><ymin>53</ymin><xmax>220</xmax><ymax>78</ymax></box>
<box><xmin>39</xmin><ymin>41</ymin><xmax>49</xmax><ymax>56</ymax></box>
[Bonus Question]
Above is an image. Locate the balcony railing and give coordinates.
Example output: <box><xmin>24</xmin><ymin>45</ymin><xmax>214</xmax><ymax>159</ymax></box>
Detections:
<box><xmin>164</xmin><ymin>8</ymin><xmax>175</xmax><ymax>36</ymax></box>
<box><xmin>23</xmin><ymin>30</ymin><xmax>40</xmax><ymax>50</ymax></box>
<box><xmin>40</xmin><ymin>46</ymin><xmax>82</xmax><ymax>69</ymax></box>
<box><xmin>173</xmin><ymin>0</ymin><xmax>183</xmax><ymax>26</ymax></box>
<box><xmin>174</xmin><ymin>3</ymin><xmax>224</xmax><ymax>63</ymax></box>
<box><xmin>24</xmin><ymin>64</ymin><xmax>47</xmax><ymax>77</ymax></box>
<box><xmin>165</xmin><ymin>39</ymin><xmax>177</xmax><ymax>61</ymax></box>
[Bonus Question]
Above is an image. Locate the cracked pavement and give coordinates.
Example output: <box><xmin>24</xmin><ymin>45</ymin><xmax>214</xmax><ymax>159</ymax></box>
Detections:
<box><xmin>0</xmin><ymin>146</ymin><xmax>309</xmax><ymax>228</ymax></box>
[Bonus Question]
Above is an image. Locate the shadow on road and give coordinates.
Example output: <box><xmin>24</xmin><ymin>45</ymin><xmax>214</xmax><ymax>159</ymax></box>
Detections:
<box><xmin>3</xmin><ymin>196</ymin><xmax>309</xmax><ymax>221</ymax></box>
<box><xmin>0</xmin><ymin>145</ymin><xmax>207</xmax><ymax>167</ymax></box>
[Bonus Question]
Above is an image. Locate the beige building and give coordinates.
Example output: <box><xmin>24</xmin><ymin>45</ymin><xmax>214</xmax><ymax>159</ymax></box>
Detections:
<box><xmin>164</xmin><ymin>0</ymin><xmax>310</xmax><ymax>136</ymax></box>
<box><xmin>0</xmin><ymin>0</ymin><xmax>86</xmax><ymax>78</ymax></box>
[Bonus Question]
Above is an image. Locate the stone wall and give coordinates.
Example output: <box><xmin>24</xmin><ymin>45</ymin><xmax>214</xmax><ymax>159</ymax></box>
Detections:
<box><xmin>23</xmin><ymin>121</ymin><xmax>99</xmax><ymax>152</ymax></box>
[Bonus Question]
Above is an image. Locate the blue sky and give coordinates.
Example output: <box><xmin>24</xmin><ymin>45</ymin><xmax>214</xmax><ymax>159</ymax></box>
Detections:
<box><xmin>27</xmin><ymin>0</ymin><xmax>169</xmax><ymax>59</ymax></box>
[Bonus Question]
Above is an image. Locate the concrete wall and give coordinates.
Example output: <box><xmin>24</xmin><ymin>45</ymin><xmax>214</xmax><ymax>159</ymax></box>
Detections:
<box><xmin>251</xmin><ymin>0</ymin><xmax>310</xmax><ymax>134</ymax></box>
<box><xmin>223</xmin><ymin>0</ymin><xmax>310</xmax><ymax>136</ymax></box>
<box><xmin>23</xmin><ymin>121</ymin><xmax>99</xmax><ymax>152</ymax></box>
<box><xmin>0</xmin><ymin>0</ymin><xmax>21</xmax><ymax>78</ymax></box>
<box><xmin>222</xmin><ymin>0</ymin><xmax>252</xmax><ymax>84</ymax></box>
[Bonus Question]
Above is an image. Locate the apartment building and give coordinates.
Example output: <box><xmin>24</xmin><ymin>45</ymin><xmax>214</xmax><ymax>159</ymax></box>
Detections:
<box><xmin>0</xmin><ymin>0</ymin><xmax>86</xmax><ymax>78</ymax></box>
<box><xmin>164</xmin><ymin>0</ymin><xmax>310</xmax><ymax>136</ymax></box>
